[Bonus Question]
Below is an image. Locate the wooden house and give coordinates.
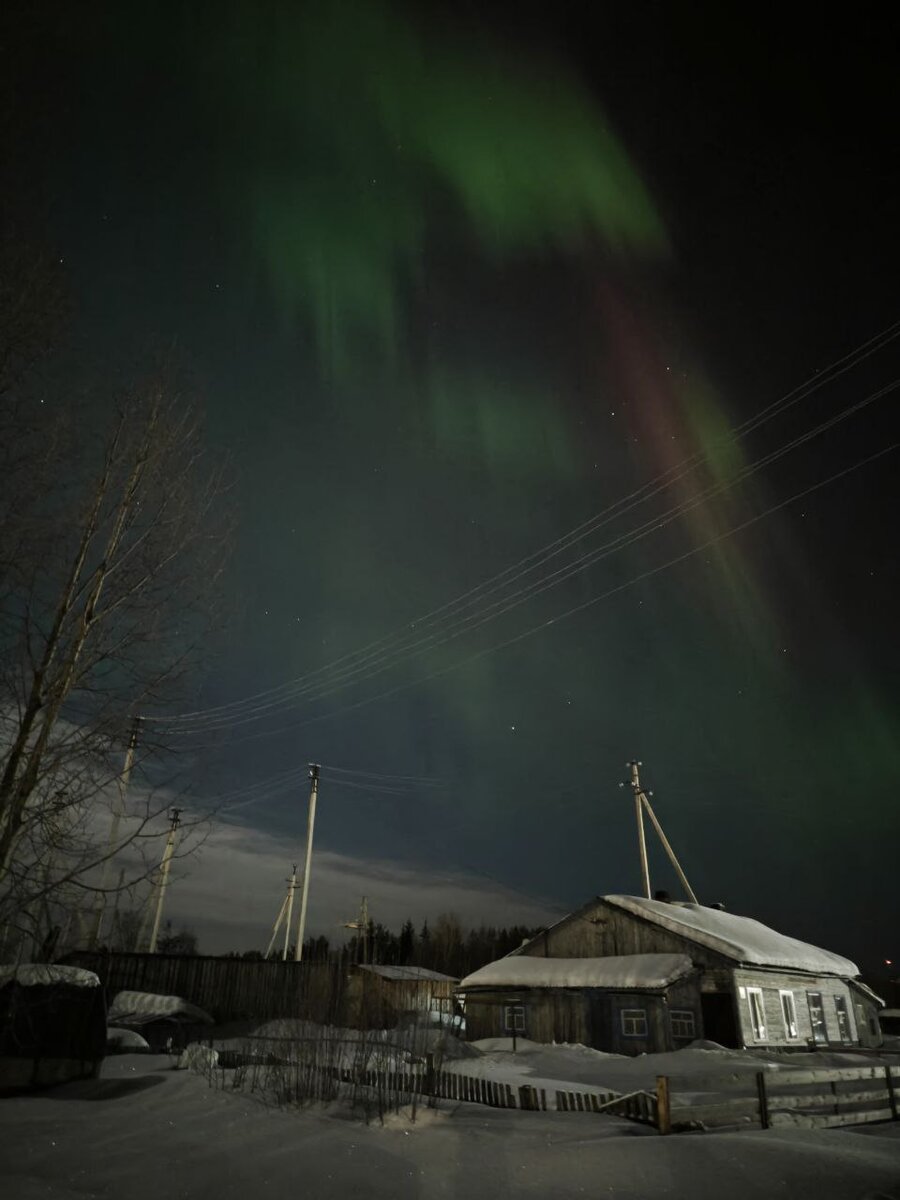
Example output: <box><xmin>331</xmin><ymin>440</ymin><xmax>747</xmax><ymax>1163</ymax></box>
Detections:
<box><xmin>486</xmin><ymin>894</ymin><xmax>883</xmax><ymax>1053</ymax></box>
<box><xmin>458</xmin><ymin>953</ymin><xmax>700</xmax><ymax>1054</ymax></box>
<box><xmin>344</xmin><ymin>964</ymin><xmax>459</xmax><ymax>1029</ymax></box>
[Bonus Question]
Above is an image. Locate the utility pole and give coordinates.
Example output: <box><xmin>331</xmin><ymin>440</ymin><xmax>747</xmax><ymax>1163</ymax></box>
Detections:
<box><xmin>343</xmin><ymin>896</ymin><xmax>370</xmax><ymax>964</ymax></box>
<box><xmin>293</xmin><ymin>764</ymin><xmax>319</xmax><ymax>962</ymax></box>
<box><xmin>90</xmin><ymin>716</ymin><xmax>141</xmax><ymax>947</ymax></box>
<box><xmin>147</xmin><ymin>808</ymin><xmax>182</xmax><ymax>954</ymax></box>
<box><xmin>627</xmin><ymin>760</ymin><xmax>652</xmax><ymax>899</ymax></box>
<box><xmin>265</xmin><ymin>865</ymin><xmax>298</xmax><ymax>961</ymax></box>
<box><xmin>621</xmin><ymin>761</ymin><xmax>699</xmax><ymax>904</ymax></box>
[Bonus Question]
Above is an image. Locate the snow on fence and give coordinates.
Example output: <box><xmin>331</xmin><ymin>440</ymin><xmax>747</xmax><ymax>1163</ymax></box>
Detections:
<box><xmin>659</xmin><ymin>1064</ymin><xmax>900</xmax><ymax>1133</ymax></box>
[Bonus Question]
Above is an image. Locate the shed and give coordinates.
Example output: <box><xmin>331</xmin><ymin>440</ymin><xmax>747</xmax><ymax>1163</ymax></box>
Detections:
<box><xmin>0</xmin><ymin>964</ymin><xmax>107</xmax><ymax>1091</ymax></box>
<box><xmin>458</xmin><ymin>953</ymin><xmax>698</xmax><ymax>1054</ymax></box>
<box><xmin>344</xmin><ymin>964</ymin><xmax>459</xmax><ymax>1029</ymax></box>
<box><xmin>514</xmin><ymin>894</ymin><xmax>882</xmax><ymax>1051</ymax></box>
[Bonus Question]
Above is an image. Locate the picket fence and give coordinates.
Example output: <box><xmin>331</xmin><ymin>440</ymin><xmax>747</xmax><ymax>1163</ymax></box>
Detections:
<box><xmin>214</xmin><ymin>1051</ymin><xmax>900</xmax><ymax>1135</ymax></box>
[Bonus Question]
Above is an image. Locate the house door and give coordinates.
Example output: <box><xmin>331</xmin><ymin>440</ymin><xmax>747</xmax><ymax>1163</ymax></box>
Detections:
<box><xmin>700</xmin><ymin>992</ymin><xmax>738</xmax><ymax>1047</ymax></box>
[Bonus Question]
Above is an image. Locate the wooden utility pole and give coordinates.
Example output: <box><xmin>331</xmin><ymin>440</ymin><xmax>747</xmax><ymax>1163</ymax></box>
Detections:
<box><xmin>265</xmin><ymin>865</ymin><xmax>298</xmax><ymax>961</ymax></box>
<box><xmin>343</xmin><ymin>896</ymin><xmax>370</xmax><ymax>964</ymax></box>
<box><xmin>640</xmin><ymin>791</ymin><xmax>698</xmax><ymax>903</ymax></box>
<box><xmin>90</xmin><ymin>716</ymin><xmax>141</xmax><ymax>947</ymax></box>
<box><xmin>627</xmin><ymin>761</ymin><xmax>652</xmax><ymax>899</ymax></box>
<box><xmin>147</xmin><ymin>808</ymin><xmax>181</xmax><ymax>953</ymax></box>
<box><xmin>622</xmin><ymin>761</ymin><xmax>699</xmax><ymax>904</ymax></box>
<box><xmin>293</xmin><ymin>764</ymin><xmax>319</xmax><ymax>962</ymax></box>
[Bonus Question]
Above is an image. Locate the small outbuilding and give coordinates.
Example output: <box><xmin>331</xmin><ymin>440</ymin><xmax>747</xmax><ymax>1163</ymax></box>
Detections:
<box><xmin>458</xmin><ymin>953</ymin><xmax>699</xmax><ymax>1054</ymax></box>
<box><xmin>344</xmin><ymin>964</ymin><xmax>459</xmax><ymax>1029</ymax></box>
<box><xmin>0</xmin><ymin>964</ymin><xmax>107</xmax><ymax>1090</ymax></box>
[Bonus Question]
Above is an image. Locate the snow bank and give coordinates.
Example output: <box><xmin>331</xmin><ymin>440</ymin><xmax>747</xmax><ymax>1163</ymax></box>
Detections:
<box><xmin>107</xmin><ymin>990</ymin><xmax>214</xmax><ymax>1026</ymax></box>
<box><xmin>106</xmin><ymin>1027</ymin><xmax>151</xmax><ymax>1053</ymax></box>
<box><xmin>459</xmin><ymin>952</ymin><xmax>693</xmax><ymax>990</ymax></box>
<box><xmin>604</xmin><ymin>896</ymin><xmax>859</xmax><ymax>975</ymax></box>
<box><xmin>0</xmin><ymin>964</ymin><xmax>100</xmax><ymax>988</ymax></box>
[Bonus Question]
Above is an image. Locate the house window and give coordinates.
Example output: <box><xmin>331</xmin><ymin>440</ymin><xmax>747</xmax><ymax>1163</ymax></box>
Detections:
<box><xmin>747</xmin><ymin>987</ymin><xmax>767</xmax><ymax>1040</ymax></box>
<box><xmin>779</xmin><ymin>991</ymin><xmax>798</xmax><ymax>1039</ymax></box>
<box><xmin>504</xmin><ymin>1004</ymin><xmax>525</xmax><ymax>1033</ymax></box>
<box><xmin>807</xmin><ymin>992</ymin><xmax>828</xmax><ymax>1043</ymax></box>
<box><xmin>833</xmin><ymin>995</ymin><xmax>853</xmax><ymax>1044</ymax></box>
<box><xmin>621</xmin><ymin>1009</ymin><xmax>648</xmax><ymax>1037</ymax></box>
<box><xmin>670</xmin><ymin>1010</ymin><xmax>696</xmax><ymax>1039</ymax></box>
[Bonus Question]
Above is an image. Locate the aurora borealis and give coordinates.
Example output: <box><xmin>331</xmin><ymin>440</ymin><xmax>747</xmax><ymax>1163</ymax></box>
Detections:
<box><xmin>4</xmin><ymin>2</ymin><xmax>897</xmax><ymax>966</ymax></box>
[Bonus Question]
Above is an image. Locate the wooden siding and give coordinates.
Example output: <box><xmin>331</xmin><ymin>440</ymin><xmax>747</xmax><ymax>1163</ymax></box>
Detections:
<box><xmin>731</xmin><ymin>968</ymin><xmax>862</xmax><ymax>1049</ymax></box>
<box><xmin>522</xmin><ymin>899</ymin><xmax>735</xmax><ymax>971</ymax></box>
<box><xmin>463</xmin><ymin>977</ymin><xmax>703</xmax><ymax>1056</ymax></box>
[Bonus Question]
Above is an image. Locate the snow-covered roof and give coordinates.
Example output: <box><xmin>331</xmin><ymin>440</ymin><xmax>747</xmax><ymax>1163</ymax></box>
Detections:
<box><xmin>458</xmin><ymin>953</ymin><xmax>693</xmax><ymax>991</ymax></box>
<box><xmin>0</xmin><ymin>964</ymin><xmax>100</xmax><ymax>989</ymax></box>
<box><xmin>603</xmin><ymin>896</ymin><xmax>859</xmax><ymax>976</ymax></box>
<box><xmin>356</xmin><ymin>964</ymin><xmax>458</xmax><ymax>984</ymax></box>
<box><xmin>107</xmin><ymin>990</ymin><xmax>214</xmax><ymax>1025</ymax></box>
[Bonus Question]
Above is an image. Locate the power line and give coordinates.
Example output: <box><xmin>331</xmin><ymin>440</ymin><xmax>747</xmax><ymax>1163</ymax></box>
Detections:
<box><xmin>220</xmin><ymin>438</ymin><xmax>897</xmax><ymax>746</ymax></box>
<box><xmin>150</xmin><ymin>374</ymin><xmax>900</xmax><ymax>734</ymax></box>
<box><xmin>141</xmin><ymin>317</ymin><xmax>900</xmax><ymax>732</ymax></box>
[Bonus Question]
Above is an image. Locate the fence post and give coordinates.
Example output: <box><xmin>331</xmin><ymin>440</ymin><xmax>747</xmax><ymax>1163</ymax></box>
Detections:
<box><xmin>656</xmin><ymin>1076</ymin><xmax>671</xmax><ymax>1135</ymax></box>
<box><xmin>756</xmin><ymin>1071</ymin><xmax>770</xmax><ymax>1130</ymax></box>
<box><xmin>423</xmin><ymin>1053</ymin><xmax>435</xmax><ymax>1099</ymax></box>
<box><xmin>886</xmin><ymin>1066</ymin><xmax>898</xmax><ymax>1121</ymax></box>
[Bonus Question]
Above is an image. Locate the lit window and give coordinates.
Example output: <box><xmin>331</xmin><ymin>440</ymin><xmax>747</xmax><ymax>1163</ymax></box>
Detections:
<box><xmin>504</xmin><ymin>1004</ymin><xmax>525</xmax><ymax>1033</ymax></box>
<box><xmin>621</xmin><ymin>1009</ymin><xmax>648</xmax><ymax>1037</ymax></box>
<box><xmin>747</xmin><ymin>987</ymin><xmax>767</xmax><ymax>1040</ymax></box>
<box><xmin>833</xmin><ymin>995</ymin><xmax>853</xmax><ymax>1044</ymax></box>
<box><xmin>670</xmin><ymin>1010</ymin><xmax>696</xmax><ymax>1039</ymax></box>
<box><xmin>779</xmin><ymin>991</ymin><xmax>798</xmax><ymax>1039</ymax></box>
<box><xmin>807</xmin><ymin>992</ymin><xmax>828</xmax><ymax>1043</ymax></box>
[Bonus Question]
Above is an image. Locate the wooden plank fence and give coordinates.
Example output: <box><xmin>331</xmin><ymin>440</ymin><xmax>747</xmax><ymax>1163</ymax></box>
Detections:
<box><xmin>660</xmin><ymin>1064</ymin><xmax>900</xmax><ymax>1133</ymax></box>
<box><xmin>64</xmin><ymin>951</ymin><xmax>342</xmax><ymax>1023</ymax></box>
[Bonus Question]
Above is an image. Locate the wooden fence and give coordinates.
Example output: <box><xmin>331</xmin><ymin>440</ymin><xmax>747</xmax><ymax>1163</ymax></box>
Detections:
<box><xmin>659</xmin><ymin>1064</ymin><xmax>900</xmax><ymax>1133</ymax></box>
<box><xmin>64</xmin><ymin>952</ymin><xmax>342</xmax><ymax>1023</ymax></box>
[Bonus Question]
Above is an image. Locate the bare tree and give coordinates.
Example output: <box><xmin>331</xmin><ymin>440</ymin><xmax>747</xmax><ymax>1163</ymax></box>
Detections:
<box><xmin>0</xmin><ymin>380</ymin><xmax>231</xmax><ymax>953</ymax></box>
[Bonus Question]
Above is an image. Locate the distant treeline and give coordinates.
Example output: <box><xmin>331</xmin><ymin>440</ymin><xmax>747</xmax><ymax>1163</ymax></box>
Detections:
<box><xmin>222</xmin><ymin>914</ymin><xmax>542</xmax><ymax>978</ymax></box>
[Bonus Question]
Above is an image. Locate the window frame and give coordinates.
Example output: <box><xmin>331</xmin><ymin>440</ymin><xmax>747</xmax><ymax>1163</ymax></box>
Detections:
<box><xmin>670</xmin><ymin>1009</ymin><xmax>696</xmax><ymax>1040</ymax></box>
<box><xmin>620</xmin><ymin>1008</ymin><xmax>649</xmax><ymax>1038</ymax></box>
<box><xmin>833</xmin><ymin>995</ymin><xmax>853</xmax><ymax>1044</ymax></box>
<box><xmin>779</xmin><ymin>990</ymin><xmax>799</xmax><ymax>1039</ymax></box>
<box><xmin>746</xmin><ymin>986</ymin><xmax>767</xmax><ymax>1041</ymax></box>
<box><xmin>503</xmin><ymin>1003</ymin><xmax>525</xmax><ymax>1033</ymax></box>
<box><xmin>806</xmin><ymin>991</ymin><xmax>828</xmax><ymax>1044</ymax></box>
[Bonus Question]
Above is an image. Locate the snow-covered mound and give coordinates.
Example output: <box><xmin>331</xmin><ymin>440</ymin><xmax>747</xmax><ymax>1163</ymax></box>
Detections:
<box><xmin>0</xmin><ymin>964</ymin><xmax>100</xmax><ymax>989</ymax></box>
<box><xmin>106</xmin><ymin>1027</ymin><xmax>151</xmax><ymax>1053</ymax></box>
<box><xmin>107</xmin><ymin>990</ymin><xmax>214</xmax><ymax>1026</ymax></box>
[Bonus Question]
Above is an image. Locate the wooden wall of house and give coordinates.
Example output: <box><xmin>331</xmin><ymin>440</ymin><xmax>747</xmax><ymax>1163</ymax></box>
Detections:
<box><xmin>464</xmin><ymin>988</ymin><xmax>590</xmax><ymax>1045</ymax></box>
<box><xmin>464</xmin><ymin>980</ymin><xmax>704</xmax><ymax>1055</ymax></box>
<box><xmin>522</xmin><ymin>901</ymin><xmax>734</xmax><ymax>975</ymax></box>
<box><xmin>850</xmin><ymin>989</ymin><xmax>885</xmax><ymax>1049</ymax></box>
<box><xmin>731</xmin><ymin>968</ymin><xmax>871</xmax><ymax>1049</ymax></box>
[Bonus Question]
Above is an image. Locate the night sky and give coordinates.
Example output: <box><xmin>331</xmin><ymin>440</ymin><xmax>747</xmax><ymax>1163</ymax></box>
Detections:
<box><xmin>5</xmin><ymin>2</ymin><xmax>899</xmax><ymax>968</ymax></box>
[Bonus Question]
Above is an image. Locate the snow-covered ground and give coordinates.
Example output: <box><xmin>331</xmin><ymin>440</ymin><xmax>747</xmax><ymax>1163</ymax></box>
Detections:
<box><xmin>1</xmin><ymin>1053</ymin><xmax>899</xmax><ymax>1200</ymax></box>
